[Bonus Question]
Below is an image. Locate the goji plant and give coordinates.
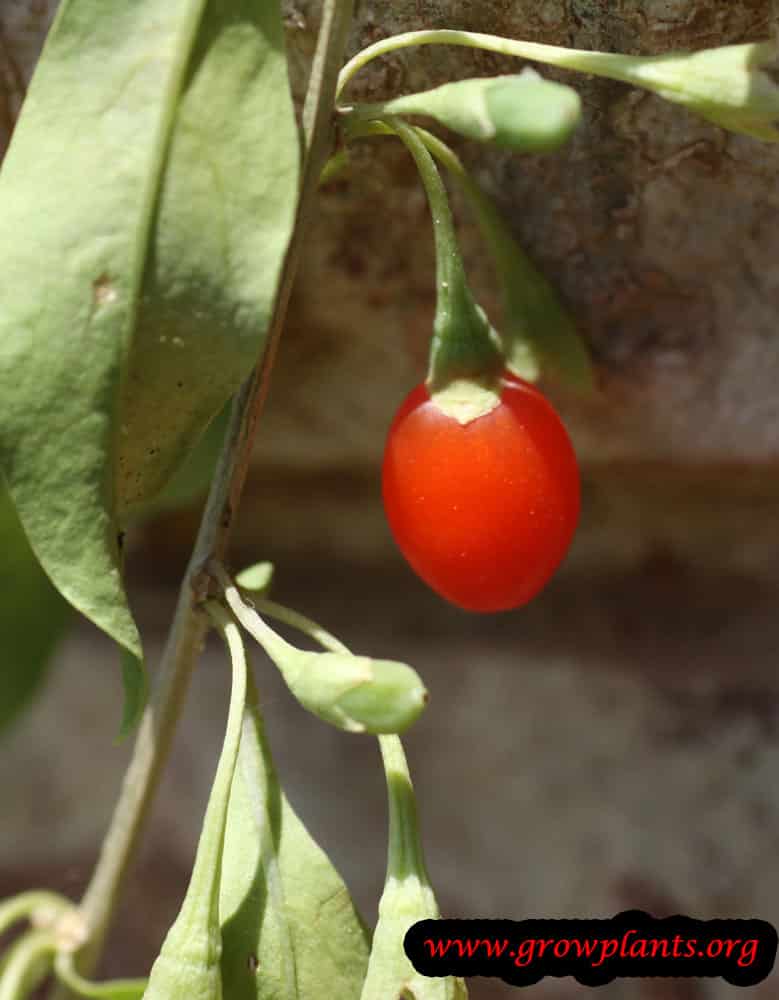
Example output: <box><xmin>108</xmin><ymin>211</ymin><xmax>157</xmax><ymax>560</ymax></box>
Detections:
<box><xmin>1</xmin><ymin>2</ymin><xmax>778</xmax><ymax>997</ymax></box>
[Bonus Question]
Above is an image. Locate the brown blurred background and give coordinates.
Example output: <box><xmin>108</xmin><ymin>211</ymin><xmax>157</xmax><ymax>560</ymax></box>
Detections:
<box><xmin>3</xmin><ymin>2</ymin><xmax>779</xmax><ymax>998</ymax></box>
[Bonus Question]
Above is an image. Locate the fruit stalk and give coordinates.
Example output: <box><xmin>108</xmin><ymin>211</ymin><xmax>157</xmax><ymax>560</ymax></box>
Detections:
<box><xmin>386</xmin><ymin>115</ymin><xmax>503</xmax><ymax>392</ymax></box>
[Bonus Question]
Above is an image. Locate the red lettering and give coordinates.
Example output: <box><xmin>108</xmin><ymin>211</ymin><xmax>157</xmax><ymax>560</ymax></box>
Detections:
<box><xmin>620</xmin><ymin>929</ymin><xmax>637</xmax><ymax>957</ymax></box>
<box><xmin>628</xmin><ymin>938</ymin><xmax>650</xmax><ymax>959</ymax></box>
<box><xmin>480</xmin><ymin>939</ymin><xmax>510</xmax><ymax>959</ymax></box>
<box><xmin>594</xmin><ymin>939</ymin><xmax>618</xmax><ymax>967</ymax></box>
<box><xmin>724</xmin><ymin>939</ymin><xmax>741</xmax><ymax>958</ymax></box>
<box><xmin>649</xmin><ymin>939</ymin><xmax>670</xmax><ymax>959</ymax></box>
<box><xmin>425</xmin><ymin>939</ymin><xmax>452</xmax><ymax>958</ymax></box>
<box><xmin>514</xmin><ymin>939</ymin><xmax>536</xmax><ymax>968</ymax></box>
<box><xmin>738</xmin><ymin>940</ymin><xmax>758</xmax><ymax>967</ymax></box>
<box><xmin>573</xmin><ymin>939</ymin><xmax>599</xmax><ymax>959</ymax></box>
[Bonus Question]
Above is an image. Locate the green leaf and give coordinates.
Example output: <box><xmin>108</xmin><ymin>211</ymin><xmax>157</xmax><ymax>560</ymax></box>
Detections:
<box><xmin>143</xmin><ymin>605</ymin><xmax>247</xmax><ymax>1000</ymax></box>
<box><xmin>141</xmin><ymin>404</ymin><xmax>231</xmax><ymax>516</ymax></box>
<box><xmin>0</xmin><ymin>486</ymin><xmax>72</xmax><ymax>736</ymax></box>
<box><xmin>0</xmin><ymin>0</ymin><xmax>205</xmax><ymax>662</ymax></box>
<box><xmin>118</xmin><ymin>0</ymin><xmax>300</xmax><ymax>517</ymax></box>
<box><xmin>219</xmin><ymin>672</ymin><xmax>370</xmax><ymax>999</ymax></box>
<box><xmin>0</xmin><ymin>0</ymin><xmax>300</xmax><ymax>663</ymax></box>
<box><xmin>360</xmin><ymin>737</ymin><xmax>466</xmax><ymax>1000</ymax></box>
<box><xmin>460</xmin><ymin>178</ymin><xmax>591</xmax><ymax>389</ymax></box>
<box><xmin>366</xmin><ymin>69</ymin><xmax>582</xmax><ymax>152</ymax></box>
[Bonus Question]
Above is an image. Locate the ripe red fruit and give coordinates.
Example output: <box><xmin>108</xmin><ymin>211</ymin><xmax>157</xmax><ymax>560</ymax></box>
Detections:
<box><xmin>381</xmin><ymin>372</ymin><xmax>579</xmax><ymax>612</ymax></box>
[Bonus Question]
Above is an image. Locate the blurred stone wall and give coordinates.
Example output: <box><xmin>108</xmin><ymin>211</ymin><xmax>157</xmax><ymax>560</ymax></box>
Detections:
<box><xmin>2</xmin><ymin>3</ymin><xmax>779</xmax><ymax>999</ymax></box>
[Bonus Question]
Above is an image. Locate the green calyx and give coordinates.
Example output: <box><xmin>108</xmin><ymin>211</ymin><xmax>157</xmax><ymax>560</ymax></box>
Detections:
<box><xmin>623</xmin><ymin>41</ymin><xmax>779</xmax><ymax>141</ymax></box>
<box><xmin>486</xmin><ymin>71</ymin><xmax>581</xmax><ymax>150</ymax></box>
<box><xmin>383</xmin><ymin>117</ymin><xmax>504</xmax><ymax>391</ymax></box>
<box><xmin>284</xmin><ymin>651</ymin><xmax>429</xmax><ymax>734</ymax></box>
<box><xmin>355</xmin><ymin>69</ymin><xmax>582</xmax><ymax>153</ymax></box>
<box><xmin>429</xmin><ymin>278</ymin><xmax>505</xmax><ymax>392</ymax></box>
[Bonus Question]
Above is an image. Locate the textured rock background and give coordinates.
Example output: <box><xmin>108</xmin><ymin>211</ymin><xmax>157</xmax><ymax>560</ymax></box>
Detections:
<box><xmin>2</xmin><ymin>3</ymin><xmax>779</xmax><ymax>999</ymax></box>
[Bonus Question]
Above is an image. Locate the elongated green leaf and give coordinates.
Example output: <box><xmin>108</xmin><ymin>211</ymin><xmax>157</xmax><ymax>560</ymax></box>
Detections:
<box><xmin>0</xmin><ymin>0</ymin><xmax>300</xmax><ymax>667</ymax></box>
<box><xmin>118</xmin><ymin>0</ymin><xmax>299</xmax><ymax>516</ymax></box>
<box><xmin>0</xmin><ymin>0</ymin><xmax>208</xmax><ymax>661</ymax></box>
<box><xmin>143</xmin><ymin>605</ymin><xmax>247</xmax><ymax>1000</ymax></box>
<box><xmin>219</xmin><ymin>673</ymin><xmax>371</xmax><ymax>999</ymax></box>
<box><xmin>462</xmin><ymin>177</ymin><xmax>591</xmax><ymax>388</ymax></box>
<box><xmin>0</xmin><ymin>486</ymin><xmax>71</xmax><ymax>736</ymax></box>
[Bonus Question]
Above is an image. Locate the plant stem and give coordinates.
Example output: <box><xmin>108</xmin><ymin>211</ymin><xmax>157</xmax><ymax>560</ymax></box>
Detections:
<box><xmin>0</xmin><ymin>892</ymin><xmax>72</xmax><ymax>939</ymax></box>
<box><xmin>336</xmin><ymin>28</ymin><xmax>779</xmax><ymax>145</ymax></box>
<box><xmin>363</xmin><ymin>115</ymin><xmax>502</xmax><ymax>390</ymax></box>
<box><xmin>52</xmin><ymin>0</ymin><xmax>355</xmax><ymax>992</ymax></box>
<box><xmin>214</xmin><ymin>562</ymin><xmax>300</xmax><ymax>664</ymax></box>
<box><xmin>378</xmin><ymin>734</ymin><xmax>430</xmax><ymax>884</ymax></box>
<box><xmin>335</xmin><ymin>27</ymin><xmax>669</xmax><ymax>100</ymax></box>
<box><xmin>0</xmin><ymin>930</ymin><xmax>56</xmax><ymax>1000</ymax></box>
<box><xmin>53</xmin><ymin>953</ymin><xmax>146</xmax><ymax>1000</ymax></box>
<box><xmin>253</xmin><ymin>596</ymin><xmax>349</xmax><ymax>654</ymax></box>
<box><xmin>384</xmin><ymin>116</ymin><xmax>461</xmax><ymax>326</ymax></box>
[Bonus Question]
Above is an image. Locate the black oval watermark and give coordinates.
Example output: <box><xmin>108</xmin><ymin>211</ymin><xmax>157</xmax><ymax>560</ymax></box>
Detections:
<box><xmin>404</xmin><ymin>910</ymin><xmax>777</xmax><ymax>987</ymax></box>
